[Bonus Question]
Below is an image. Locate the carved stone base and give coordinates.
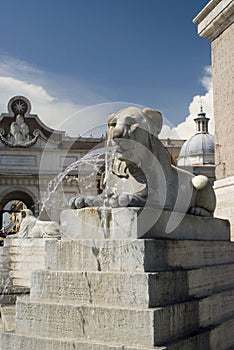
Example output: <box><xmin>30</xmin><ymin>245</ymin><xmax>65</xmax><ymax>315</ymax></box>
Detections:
<box><xmin>60</xmin><ymin>207</ymin><xmax>230</xmax><ymax>241</ymax></box>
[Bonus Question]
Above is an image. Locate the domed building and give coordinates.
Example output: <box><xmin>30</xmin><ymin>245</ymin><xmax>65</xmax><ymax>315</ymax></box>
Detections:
<box><xmin>177</xmin><ymin>107</ymin><xmax>215</xmax><ymax>183</ymax></box>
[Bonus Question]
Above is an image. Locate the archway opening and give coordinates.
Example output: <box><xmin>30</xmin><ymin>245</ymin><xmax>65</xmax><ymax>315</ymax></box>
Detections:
<box><xmin>0</xmin><ymin>191</ymin><xmax>34</xmax><ymax>237</ymax></box>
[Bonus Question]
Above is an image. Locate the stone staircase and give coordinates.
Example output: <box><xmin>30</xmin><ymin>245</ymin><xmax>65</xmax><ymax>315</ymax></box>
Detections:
<box><xmin>0</xmin><ymin>238</ymin><xmax>54</xmax><ymax>288</ymax></box>
<box><xmin>1</xmin><ymin>210</ymin><xmax>234</xmax><ymax>349</ymax></box>
<box><xmin>0</xmin><ymin>238</ymin><xmax>59</xmax><ymax>334</ymax></box>
<box><xmin>1</xmin><ymin>239</ymin><xmax>234</xmax><ymax>349</ymax></box>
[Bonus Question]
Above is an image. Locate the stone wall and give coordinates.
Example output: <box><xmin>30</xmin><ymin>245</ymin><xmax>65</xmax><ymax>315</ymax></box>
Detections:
<box><xmin>212</xmin><ymin>23</ymin><xmax>234</xmax><ymax>179</ymax></box>
<box><xmin>194</xmin><ymin>0</ymin><xmax>234</xmax><ymax>239</ymax></box>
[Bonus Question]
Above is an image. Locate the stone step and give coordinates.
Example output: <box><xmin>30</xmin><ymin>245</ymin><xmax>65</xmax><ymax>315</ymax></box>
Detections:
<box><xmin>0</xmin><ymin>285</ymin><xmax>29</xmax><ymax>305</ymax></box>
<box><xmin>0</xmin><ymin>269</ymin><xmax>12</xmax><ymax>280</ymax></box>
<box><xmin>1</xmin><ymin>318</ymin><xmax>234</xmax><ymax>350</ymax></box>
<box><xmin>4</xmin><ymin>247</ymin><xmax>45</xmax><ymax>255</ymax></box>
<box><xmin>0</xmin><ymin>333</ymin><xmax>165</xmax><ymax>350</ymax></box>
<box><xmin>45</xmin><ymin>239</ymin><xmax>234</xmax><ymax>272</ymax></box>
<box><xmin>15</xmin><ymin>287</ymin><xmax>234</xmax><ymax>347</ymax></box>
<box><xmin>0</xmin><ymin>305</ymin><xmax>16</xmax><ymax>332</ymax></box>
<box><xmin>3</xmin><ymin>238</ymin><xmax>54</xmax><ymax>248</ymax></box>
<box><xmin>30</xmin><ymin>263</ymin><xmax>234</xmax><ymax>307</ymax></box>
<box><xmin>15</xmin><ymin>297</ymin><xmax>200</xmax><ymax>347</ymax></box>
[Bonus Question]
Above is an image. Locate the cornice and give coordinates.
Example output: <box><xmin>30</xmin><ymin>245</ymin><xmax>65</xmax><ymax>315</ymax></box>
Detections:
<box><xmin>193</xmin><ymin>0</ymin><xmax>234</xmax><ymax>41</ymax></box>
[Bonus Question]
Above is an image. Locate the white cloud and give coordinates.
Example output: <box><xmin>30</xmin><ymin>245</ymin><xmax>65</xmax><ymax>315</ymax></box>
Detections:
<box><xmin>0</xmin><ymin>56</ymin><xmax>112</xmax><ymax>136</ymax></box>
<box><xmin>0</xmin><ymin>56</ymin><xmax>148</xmax><ymax>137</ymax></box>
<box><xmin>0</xmin><ymin>56</ymin><xmax>214</xmax><ymax>140</ymax></box>
<box><xmin>159</xmin><ymin>66</ymin><xmax>214</xmax><ymax>140</ymax></box>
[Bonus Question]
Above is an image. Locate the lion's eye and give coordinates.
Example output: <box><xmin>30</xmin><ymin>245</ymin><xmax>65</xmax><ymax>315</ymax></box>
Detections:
<box><xmin>110</xmin><ymin>121</ymin><xmax>117</xmax><ymax>128</ymax></box>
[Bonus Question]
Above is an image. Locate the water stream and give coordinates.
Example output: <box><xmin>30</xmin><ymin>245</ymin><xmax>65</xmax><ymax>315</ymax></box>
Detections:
<box><xmin>38</xmin><ymin>145</ymin><xmax>117</xmax><ymax>220</ymax></box>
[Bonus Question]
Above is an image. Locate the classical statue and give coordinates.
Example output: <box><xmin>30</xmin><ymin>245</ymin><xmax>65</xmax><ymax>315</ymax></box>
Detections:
<box><xmin>10</xmin><ymin>114</ymin><xmax>29</xmax><ymax>143</ymax></box>
<box><xmin>8</xmin><ymin>209</ymin><xmax>61</xmax><ymax>239</ymax></box>
<box><xmin>0</xmin><ymin>113</ymin><xmax>40</xmax><ymax>148</ymax></box>
<box><xmin>70</xmin><ymin>106</ymin><xmax>216</xmax><ymax>217</ymax></box>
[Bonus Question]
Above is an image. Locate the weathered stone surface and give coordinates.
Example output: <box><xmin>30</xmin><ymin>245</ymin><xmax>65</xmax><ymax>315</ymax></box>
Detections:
<box><xmin>0</xmin><ymin>305</ymin><xmax>16</xmax><ymax>332</ymax></box>
<box><xmin>2</xmin><ymin>324</ymin><xmax>233</xmax><ymax>350</ymax></box>
<box><xmin>15</xmin><ymin>298</ymin><xmax>198</xmax><ymax>347</ymax></box>
<box><xmin>2</xmin><ymin>238</ymin><xmax>57</xmax><ymax>288</ymax></box>
<box><xmin>198</xmin><ymin>289</ymin><xmax>234</xmax><ymax>327</ymax></box>
<box><xmin>30</xmin><ymin>263</ymin><xmax>234</xmax><ymax>307</ymax></box>
<box><xmin>0</xmin><ymin>333</ymin><xmax>166</xmax><ymax>350</ymax></box>
<box><xmin>215</xmin><ymin>176</ymin><xmax>234</xmax><ymax>240</ymax></box>
<box><xmin>61</xmin><ymin>208</ymin><xmax>230</xmax><ymax>241</ymax></box>
<box><xmin>2</xmin><ymin>207</ymin><xmax>234</xmax><ymax>349</ymax></box>
<box><xmin>209</xmin><ymin>318</ymin><xmax>234</xmax><ymax>350</ymax></box>
<box><xmin>61</xmin><ymin>207</ymin><xmax>138</xmax><ymax>240</ymax></box>
<box><xmin>0</xmin><ymin>286</ymin><xmax>29</xmax><ymax>305</ymax></box>
<box><xmin>45</xmin><ymin>239</ymin><xmax>234</xmax><ymax>272</ymax></box>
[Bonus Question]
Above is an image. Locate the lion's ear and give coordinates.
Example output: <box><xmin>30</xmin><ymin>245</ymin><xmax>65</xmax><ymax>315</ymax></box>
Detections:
<box><xmin>143</xmin><ymin>108</ymin><xmax>163</xmax><ymax>135</ymax></box>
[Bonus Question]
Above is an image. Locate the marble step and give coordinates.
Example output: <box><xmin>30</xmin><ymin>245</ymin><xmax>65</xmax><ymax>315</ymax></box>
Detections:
<box><xmin>45</xmin><ymin>239</ymin><xmax>234</xmax><ymax>272</ymax></box>
<box><xmin>15</xmin><ymin>297</ymin><xmax>200</xmax><ymax>347</ymax></box>
<box><xmin>15</xmin><ymin>287</ymin><xmax>234</xmax><ymax>347</ymax></box>
<box><xmin>31</xmin><ymin>263</ymin><xmax>234</xmax><ymax>307</ymax></box>
<box><xmin>1</xmin><ymin>317</ymin><xmax>234</xmax><ymax>350</ymax></box>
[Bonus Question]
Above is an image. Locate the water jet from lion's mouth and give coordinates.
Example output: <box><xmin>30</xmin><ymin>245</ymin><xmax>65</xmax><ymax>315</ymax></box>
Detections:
<box><xmin>39</xmin><ymin>145</ymin><xmax>118</xmax><ymax>219</ymax></box>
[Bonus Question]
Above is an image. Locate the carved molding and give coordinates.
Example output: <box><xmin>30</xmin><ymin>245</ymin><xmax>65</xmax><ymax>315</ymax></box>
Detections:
<box><xmin>194</xmin><ymin>0</ymin><xmax>234</xmax><ymax>41</ymax></box>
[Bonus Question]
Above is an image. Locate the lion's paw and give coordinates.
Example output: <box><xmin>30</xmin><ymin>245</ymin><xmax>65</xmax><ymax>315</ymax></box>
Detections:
<box><xmin>188</xmin><ymin>206</ymin><xmax>212</xmax><ymax>217</ymax></box>
<box><xmin>69</xmin><ymin>196</ymin><xmax>85</xmax><ymax>209</ymax></box>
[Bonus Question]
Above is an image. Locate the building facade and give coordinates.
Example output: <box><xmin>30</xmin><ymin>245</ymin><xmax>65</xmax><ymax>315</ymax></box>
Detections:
<box><xmin>0</xmin><ymin>96</ymin><xmax>102</xmax><ymax>231</ymax></box>
<box><xmin>194</xmin><ymin>0</ymin><xmax>234</xmax><ymax>238</ymax></box>
<box><xmin>0</xmin><ymin>95</ymin><xmax>217</xmax><ymax>234</ymax></box>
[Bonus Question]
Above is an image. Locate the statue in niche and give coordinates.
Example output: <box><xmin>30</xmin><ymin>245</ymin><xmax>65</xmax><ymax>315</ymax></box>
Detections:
<box><xmin>70</xmin><ymin>106</ymin><xmax>216</xmax><ymax>217</ymax></box>
<box><xmin>0</xmin><ymin>115</ymin><xmax>40</xmax><ymax>148</ymax></box>
<box><xmin>8</xmin><ymin>209</ymin><xmax>61</xmax><ymax>239</ymax></box>
<box><xmin>10</xmin><ymin>114</ymin><xmax>29</xmax><ymax>144</ymax></box>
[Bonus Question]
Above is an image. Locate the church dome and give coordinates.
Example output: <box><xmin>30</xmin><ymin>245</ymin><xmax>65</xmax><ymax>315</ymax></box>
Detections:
<box><xmin>177</xmin><ymin>107</ymin><xmax>215</xmax><ymax>167</ymax></box>
<box><xmin>179</xmin><ymin>133</ymin><xmax>214</xmax><ymax>157</ymax></box>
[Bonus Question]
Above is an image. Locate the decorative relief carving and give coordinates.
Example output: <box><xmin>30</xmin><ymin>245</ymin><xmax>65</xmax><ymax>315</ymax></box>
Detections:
<box><xmin>0</xmin><ymin>96</ymin><xmax>40</xmax><ymax>148</ymax></box>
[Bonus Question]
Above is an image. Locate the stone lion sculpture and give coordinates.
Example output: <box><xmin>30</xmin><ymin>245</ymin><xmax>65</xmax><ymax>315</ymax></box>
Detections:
<box><xmin>70</xmin><ymin>106</ymin><xmax>216</xmax><ymax>217</ymax></box>
<box><xmin>9</xmin><ymin>209</ymin><xmax>61</xmax><ymax>238</ymax></box>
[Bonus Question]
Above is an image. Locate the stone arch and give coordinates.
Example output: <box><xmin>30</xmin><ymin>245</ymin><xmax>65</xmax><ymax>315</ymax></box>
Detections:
<box><xmin>0</xmin><ymin>188</ymin><xmax>36</xmax><ymax>231</ymax></box>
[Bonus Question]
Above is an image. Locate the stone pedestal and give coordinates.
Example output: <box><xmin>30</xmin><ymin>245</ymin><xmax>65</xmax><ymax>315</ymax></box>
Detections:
<box><xmin>1</xmin><ymin>208</ymin><xmax>234</xmax><ymax>349</ymax></box>
<box><xmin>61</xmin><ymin>207</ymin><xmax>230</xmax><ymax>241</ymax></box>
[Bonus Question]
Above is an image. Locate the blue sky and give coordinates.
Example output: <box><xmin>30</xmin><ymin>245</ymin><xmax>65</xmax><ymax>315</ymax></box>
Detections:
<box><xmin>0</xmin><ymin>0</ymin><xmax>212</xmax><ymax>138</ymax></box>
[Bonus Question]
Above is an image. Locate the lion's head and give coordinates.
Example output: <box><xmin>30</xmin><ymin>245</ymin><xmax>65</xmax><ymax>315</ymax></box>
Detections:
<box><xmin>107</xmin><ymin>107</ymin><xmax>163</xmax><ymax>149</ymax></box>
<box><xmin>106</xmin><ymin>106</ymin><xmax>170</xmax><ymax>170</ymax></box>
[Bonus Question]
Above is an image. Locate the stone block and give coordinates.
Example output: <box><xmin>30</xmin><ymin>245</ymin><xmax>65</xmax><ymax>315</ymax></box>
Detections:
<box><xmin>1</xmin><ymin>238</ymin><xmax>58</xmax><ymax>288</ymax></box>
<box><xmin>0</xmin><ymin>325</ymin><xmax>229</xmax><ymax>350</ymax></box>
<box><xmin>0</xmin><ymin>305</ymin><xmax>16</xmax><ymax>332</ymax></box>
<box><xmin>30</xmin><ymin>269</ymin><xmax>189</xmax><ymax>307</ymax></box>
<box><xmin>45</xmin><ymin>239</ymin><xmax>234</xmax><ymax>272</ymax></box>
<box><xmin>199</xmin><ymin>289</ymin><xmax>234</xmax><ymax>327</ymax></box>
<box><xmin>15</xmin><ymin>298</ymin><xmax>198</xmax><ymax>347</ymax></box>
<box><xmin>30</xmin><ymin>264</ymin><xmax>234</xmax><ymax>307</ymax></box>
<box><xmin>209</xmin><ymin>318</ymin><xmax>234</xmax><ymax>350</ymax></box>
<box><xmin>0</xmin><ymin>333</ymin><xmax>166</xmax><ymax>350</ymax></box>
<box><xmin>60</xmin><ymin>208</ymin><xmax>230</xmax><ymax>241</ymax></box>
